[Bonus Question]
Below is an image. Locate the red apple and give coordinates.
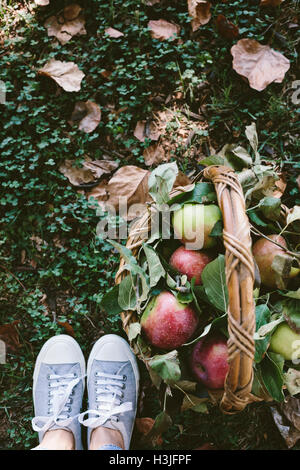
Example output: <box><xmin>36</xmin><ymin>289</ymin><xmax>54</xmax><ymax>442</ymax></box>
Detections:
<box><xmin>172</xmin><ymin>203</ymin><xmax>222</xmax><ymax>250</ymax></box>
<box><xmin>252</xmin><ymin>234</ymin><xmax>299</xmax><ymax>288</ymax></box>
<box><xmin>141</xmin><ymin>291</ymin><xmax>198</xmax><ymax>350</ymax></box>
<box><xmin>190</xmin><ymin>334</ymin><xmax>229</xmax><ymax>389</ymax></box>
<box><xmin>169</xmin><ymin>246</ymin><xmax>213</xmax><ymax>285</ymax></box>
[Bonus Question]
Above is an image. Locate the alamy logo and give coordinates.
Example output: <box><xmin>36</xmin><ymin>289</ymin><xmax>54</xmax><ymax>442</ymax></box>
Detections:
<box><xmin>0</xmin><ymin>80</ymin><xmax>6</xmax><ymax>104</ymax></box>
<box><xmin>291</xmin><ymin>80</ymin><xmax>300</xmax><ymax>106</ymax></box>
<box><xmin>0</xmin><ymin>339</ymin><xmax>6</xmax><ymax>364</ymax></box>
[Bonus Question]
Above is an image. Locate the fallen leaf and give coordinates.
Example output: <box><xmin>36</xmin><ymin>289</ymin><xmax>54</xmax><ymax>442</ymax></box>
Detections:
<box><xmin>59</xmin><ymin>158</ymin><xmax>118</xmax><ymax>186</ymax></box>
<box><xmin>0</xmin><ymin>321</ymin><xmax>20</xmax><ymax>354</ymax></box>
<box><xmin>134</xmin><ymin>120</ymin><xmax>161</xmax><ymax>142</ymax></box>
<box><xmin>136</xmin><ymin>417</ymin><xmax>155</xmax><ymax>436</ymax></box>
<box><xmin>64</xmin><ymin>4</ymin><xmax>82</xmax><ymax>20</ymax></box>
<box><xmin>106</xmin><ymin>165</ymin><xmax>150</xmax><ymax>220</ymax></box>
<box><xmin>57</xmin><ymin>321</ymin><xmax>75</xmax><ymax>337</ymax></box>
<box><xmin>143</xmin><ymin>143</ymin><xmax>168</xmax><ymax>166</ymax></box>
<box><xmin>271</xmin><ymin>405</ymin><xmax>300</xmax><ymax>448</ymax></box>
<box><xmin>260</xmin><ymin>0</ymin><xmax>285</xmax><ymax>6</ymax></box>
<box><xmin>216</xmin><ymin>14</ymin><xmax>239</xmax><ymax>40</ymax></box>
<box><xmin>44</xmin><ymin>4</ymin><xmax>86</xmax><ymax>45</ymax></box>
<box><xmin>188</xmin><ymin>0</ymin><xmax>212</xmax><ymax>32</ymax></box>
<box><xmin>231</xmin><ymin>39</ymin><xmax>290</xmax><ymax>91</ymax></box>
<box><xmin>38</xmin><ymin>59</ymin><xmax>85</xmax><ymax>92</ymax></box>
<box><xmin>87</xmin><ymin>182</ymin><xmax>109</xmax><ymax>209</ymax></box>
<box><xmin>194</xmin><ymin>443</ymin><xmax>217</xmax><ymax>450</ymax></box>
<box><xmin>105</xmin><ymin>27</ymin><xmax>124</xmax><ymax>38</ymax></box>
<box><xmin>148</xmin><ymin>19</ymin><xmax>180</xmax><ymax>41</ymax></box>
<box><xmin>272</xmin><ymin>173</ymin><xmax>287</xmax><ymax>198</ymax></box>
<box><xmin>69</xmin><ymin>101</ymin><xmax>101</xmax><ymax>133</ymax></box>
<box><xmin>146</xmin><ymin>0</ymin><xmax>161</xmax><ymax>4</ymax></box>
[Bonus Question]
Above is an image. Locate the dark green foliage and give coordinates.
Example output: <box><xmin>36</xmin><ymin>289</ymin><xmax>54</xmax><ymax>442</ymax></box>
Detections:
<box><xmin>0</xmin><ymin>0</ymin><xmax>299</xmax><ymax>450</ymax></box>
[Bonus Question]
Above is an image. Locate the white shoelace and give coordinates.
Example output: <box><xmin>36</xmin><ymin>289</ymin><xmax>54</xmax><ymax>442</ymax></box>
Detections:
<box><xmin>78</xmin><ymin>371</ymin><xmax>132</xmax><ymax>429</ymax></box>
<box><xmin>32</xmin><ymin>372</ymin><xmax>84</xmax><ymax>433</ymax></box>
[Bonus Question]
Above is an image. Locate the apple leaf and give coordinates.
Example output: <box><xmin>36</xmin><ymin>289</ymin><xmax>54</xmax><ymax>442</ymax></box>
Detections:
<box><xmin>200</xmin><ymin>153</ymin><xmax>232</xmax><ymax>167</ymax></box>
<box><xmin>148</xmin><ymin>161</ymin><xmax>178</xmax><ymax>205</ymax></box>
<box><xmin>128</xmin><ymin>322</ymin><xmax>141</xmax><ymax>342</ymax></box>
<box><xmin>281</xmin><ymin>298</ymin><xmax>300</xmax><ymax>333</ymax></box>
<box><xmin>168</xmin><ymin>182</ymin><xmax>216</xmax><ymax>207</ymax></box>
<box><xmin>260</xmin><ymin>353</ymin><xmax>285</xmax><ymax>402</ymax></box>
<box><xmin>286</xmin><ymin>206</ymin><xmax>300</xmax><ymax>226</ymax></box>
<box><xmin>280</xmin><ymin>288</ymin><xmax>300</xmax><ymax>300</ymax></box>
<box><xmin>259</xmin><ymin>196</ymin><xmax>282</xmax><ymax>221</ymax></box>
<box><xmin>284</xmin><ymin>369</ymin><xmax>300</xmax><ymax>396</ymax></box>
<box><xmin>201</xmin><ymin>255</ymin><xmax>229</xmax><ymax>313</ymax></box>
<box><xmin>254</xmin><ymin>316</ymin><xmax>284</xmax><ymax>339</ymax></box>
<box><xmin>109</xmin><ymin>240</ymin><xmax>150</xmax><ymax>305</ymax></box>
<box><xmin>149</xmin><ymin>350</ymin><xmax>181</xmax><ymax>384</ymax></box>
<box><xmin>143</xmin><ymin>244</ymin><xmax>165</xmax><ymax>287</ymax></box>
<box><xmin>181</xmin><ymin>394</ymin><xmax>208</xmax><ymax>413</ymax></box>
<box><xmin>150</xmin><ymin>411</ymin><xmax>172</xmax><ymax>437</ymax></box>
<box><xmin>183</xmin><ymin>313</ymin><xmax>227</xmax><ymax>346</ymax></box>
<box><xmin>101</xmin><ymin>284</ymin><xmax>123</xmax><ymax>316</ymax></box>
<box><xmin>118</xmin><ymin>275</ymin><xmax>137</xmax><ymax>311</ymax></box>
<box><xmin>254</xmin><ymin>304</ymin><xmax>271</xmax><ymax>363</ymax></box>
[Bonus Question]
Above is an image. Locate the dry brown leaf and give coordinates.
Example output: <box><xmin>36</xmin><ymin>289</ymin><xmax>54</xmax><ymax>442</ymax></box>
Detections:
<box><xmin>105</xmin><ymin>27</ymin><xmax>124</xmax><ymax>38</ymax></box>
<box><xmin>87</xmin><ymin>182</ymin><xmax>109</xmax><ymax>209</ymax></box>
<box><xmin>106</xmin><ymin>166</ymin><xmax>150</xmax><ymax>220</ymax></box>
<box><xmin>69</xmin><ymin>101</ymin><xmax>101</xmax><ymax>133</ymax></box>
<box><xmin>44</xmin><ymin>4</ymin><xmax>86</xmax><ymax>45</ymax></box>
<box><xmin>231</xmin><ymin>39</ymin><xmax>290</xmax><ymax>91</ymax></box>
<box><xmin>143</xmin><ymin>143</ymin><xmax>168</xmax><ymax>166</ymax></box>
<box><xmin>59</xmin><ymin>158</ymin><xmax>118</xmax><ymax>186</ymax></box>
<box><xmin>260</xmin><ymin>0</ymin><xmax>284</xmax><ymax>6</ymax></box>
<box><xmin>216</xmin><ymin>14</ymin><xmax>239</xmax><ymax>40</ymax></box>
<box><xmin>57</xmin><ymin>321</ymin><xmax>75</xmax><ymax>337</ymax></box>
<box><xmin>271</xmin><ymin>397</ymin><xmax>300</xmax><ymax>448</ymax></box>
<box><xmin>272</xmin><ymin>173</ymin><xmax>287</xmax><ymax>198</ymax></box>
<box><xmin>148</xmin><ymin>19</ymin><xmax>180</xmax><ymax>41</ymax></box>
<box><xmin>89</xmin><ymin>164</ymin><xmax>192</xmax><ymax>220</ymax></box>
<box><xmin>135</xmin><ymin>417</ymin><xmax>155</xmax><ymax>436</ymax></box>
<box><xmin>134</xmin><ymin>120</ymin><xmax>161</xmax><ymax>142</ymax></box>
<box><xmin>38</xmin><ymin>59</ymin><xmax>85</xmax><ymax>92</ymax></box>
<box><xmin>64</xmin><ymin>4</ymin><xmax>82</xmax><ymax>20</ymax></box>
<box><xmin>0</xmin><ymin>321</ymin><xmax>20</xmax><ymax>354</ymax></box>
<box><xmin>188</xmin><ymin>0</ymin><xmax>212</xmax><ymax>32</ymax></box>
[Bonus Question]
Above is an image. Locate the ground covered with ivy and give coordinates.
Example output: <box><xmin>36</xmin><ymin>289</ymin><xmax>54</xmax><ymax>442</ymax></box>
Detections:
<box><xmin>0</xmin><ymin>0</ymin><xmax>299</xmax><ymax>450</ymax></box>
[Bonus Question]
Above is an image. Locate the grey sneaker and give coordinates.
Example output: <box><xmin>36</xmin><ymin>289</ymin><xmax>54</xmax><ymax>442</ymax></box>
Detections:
<box><xmin>32</xmin><ymin>334</ymin><xmax>86</xmax><ymax>450</ymax></box>
<box><xmin>78</xmin><ymin>334</ymin><xmax>140</xmax><ymax>450</ymax></box>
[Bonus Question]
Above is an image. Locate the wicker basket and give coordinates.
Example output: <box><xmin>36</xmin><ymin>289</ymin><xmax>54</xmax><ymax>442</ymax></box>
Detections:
<box><xmin>115</xmin><ymin>165</ymin><xmax>264</xmax><ymax>414</ymax></box>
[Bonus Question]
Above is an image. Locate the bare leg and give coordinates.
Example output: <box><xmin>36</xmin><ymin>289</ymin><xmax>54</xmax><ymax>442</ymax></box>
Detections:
<box><xmin>39</xmin><ymin>429</ymin><xmax>75</xmax><ymax>450</ymax></box>
<box><xmin>89</xmin><ymin>426</ymin><xmax>124</xmax><ymax>450</ymax></box>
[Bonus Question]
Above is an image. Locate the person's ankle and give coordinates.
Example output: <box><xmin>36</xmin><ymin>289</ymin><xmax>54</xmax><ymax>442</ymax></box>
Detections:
<box><xmin>40</xmin><ymin>429</ymin><xmax>75</xmax><ymax>450</ymax></box>
<box><xmin>89</xmin><ymin>426</ymin><xmax>124</xmax><ymax>450</ymax></box>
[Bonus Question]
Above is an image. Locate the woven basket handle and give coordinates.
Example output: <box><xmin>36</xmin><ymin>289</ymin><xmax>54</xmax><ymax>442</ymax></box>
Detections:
<box><xmin>203</xmin><ymin>165</ymin><xmax>256</xmax><ymax>412</ymax></box>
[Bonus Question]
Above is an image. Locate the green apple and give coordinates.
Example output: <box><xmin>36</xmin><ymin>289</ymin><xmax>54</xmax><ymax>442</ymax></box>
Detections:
<box><xmin>269</xmin><ymin>322</ymin><xmax>300</xmax><ymax>360</ymax></box>
<box><xmin>172</xmin><ymin>204</ymin><xmax>222</xmax><ymax>250</ymax></box>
